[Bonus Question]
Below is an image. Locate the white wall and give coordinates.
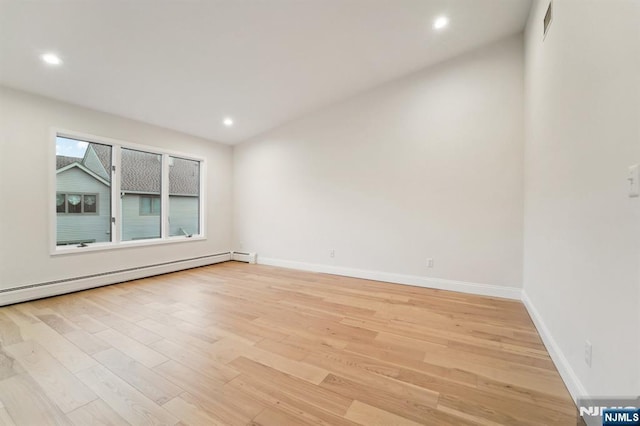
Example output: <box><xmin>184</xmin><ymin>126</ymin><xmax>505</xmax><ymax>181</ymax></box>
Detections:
<box><xmin>0</xmin><ymin>86</ymin><xmax>232</xmax><ymax>291</ymax></box>
<box><xmin>523</xmin><ymin>0</ymin><xmax>640</xmax><ymax>398</ymax></box>
<box><xmin>233</xmin><ymin>35</ymin><xmax>525</xmax><ymax>291</ymax></box>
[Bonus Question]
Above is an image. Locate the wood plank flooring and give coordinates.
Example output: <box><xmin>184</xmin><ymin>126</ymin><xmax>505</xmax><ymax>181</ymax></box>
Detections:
<box><xmin>0</xmin><ymin>262</ymin><xmax>580</xmax><ymax>425</ymax></box>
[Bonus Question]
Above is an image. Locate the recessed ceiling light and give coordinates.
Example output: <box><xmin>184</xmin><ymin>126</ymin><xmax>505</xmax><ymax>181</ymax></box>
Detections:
<box><xmin>223</xmin><ymin>117</ymin><xmax>234</xmax><ymax>127</ymax></box>
<box><xmin>41</xmin><ymin>53</ymin><xmax>63</xmax><ymax>65</ymax></box>
<box><xmin>433</xmin><ymin>16</ymin><xmax>449</xmax><ymax>30</ymax></box>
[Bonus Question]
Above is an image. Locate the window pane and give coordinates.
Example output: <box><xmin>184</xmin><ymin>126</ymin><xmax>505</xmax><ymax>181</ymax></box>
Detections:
<box><xmin>169</xmin><ymin>157</ymin><xmax>200</xmax><ymax>237</ymax></box>
<box><xmin>139</xmin><ymin>195</ymin><xmax>160</xmax><ymax>216</ymax></box>
<box><xmin>122</xmin><ymin>149</ymin><xmax>161</xmax><ymax>241</ymax></box>
<box><xmin>140</xmin><ymin>196</ymin><xmax>151</xmax><ymax>214</ymax></box>
<box><xmin>67</xmin><ymin>194</ymin><xmax>82</xmax><ymax>213</ymax></box>
<box><xmin>83</xmin><ymin>194</ymin><xmax>97</xmax><ymax>213</ymax></box>
<box><xmin>56</xmin><ymin>194</ymin><xmax>66</xmax><ymax>213</ymax></box>
<box><xmin>56</xmin><ymin>137</ymin><xmax>112</xmax><ymax>245</ymax></box>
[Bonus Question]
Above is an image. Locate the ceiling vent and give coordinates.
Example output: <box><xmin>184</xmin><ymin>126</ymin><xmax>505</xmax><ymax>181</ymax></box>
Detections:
<box><xmin>544</xmin><ymin>1</ymin><xmax>553</xmax><ymax>39</ymax></box>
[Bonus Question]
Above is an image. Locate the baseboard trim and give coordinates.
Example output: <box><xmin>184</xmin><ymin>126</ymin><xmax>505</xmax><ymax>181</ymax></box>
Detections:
<box><xmin>257</xmin><ymin>257</ymin><xmax>522</xmax><ymax>300</ymax></box>
<box><xmin>0</xmin><ymin>252</ymin><xmax>231</xmax><ymax>306</ymax></box>
<box><xmin>522</xmin><ymin>290</ymin><xmax>587</xmax><ymax>403</ymax></box>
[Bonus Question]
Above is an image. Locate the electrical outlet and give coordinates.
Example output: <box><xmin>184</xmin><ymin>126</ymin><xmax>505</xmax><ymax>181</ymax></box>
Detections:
<box><xmin>329</xmin><ymin>249</ymin><xmax>335</xmax><ymax>258</ymax></box>
<box><xmin>427</xmin><ymin>258</ymin><xmax>434</xmax><ymax>268</ymax></box>
<box><xmin>584</xmin><ymin>340</ymin><xmax>592</xmax><ymax>367</ymax></box>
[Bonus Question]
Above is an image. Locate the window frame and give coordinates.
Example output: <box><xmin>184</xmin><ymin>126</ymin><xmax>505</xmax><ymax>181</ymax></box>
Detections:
<box><xmin>50</xmin><ymin>128</ymin><xmax>206</xmax><ymax>256</ymax></box>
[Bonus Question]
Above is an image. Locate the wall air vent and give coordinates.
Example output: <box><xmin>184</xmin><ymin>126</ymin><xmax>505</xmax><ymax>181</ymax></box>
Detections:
<box><xmin>544</xmin><ymin>1</ymin><xmax>553</xmax><ymax>39</ymax></box>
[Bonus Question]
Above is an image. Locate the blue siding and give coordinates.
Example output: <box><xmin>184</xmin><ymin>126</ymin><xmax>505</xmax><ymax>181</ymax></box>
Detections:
<box><xmin>57</xmin><ymin>168</ymin><xmax>199</xmax><ymax>243</ymax></box>
<box><xmin>169</xmin><ymin>196</ymin><xmax>199</xmax><ymax>236</ymax></box>
<box><xmin>56</xmin><ymin>167</ymin><xmax>111</xmax><ymax>244</ymax></box>
<box><xmin>122</xmin><ymin>194</ymin><xmax>161</xmax><ymax>241</ymax></box>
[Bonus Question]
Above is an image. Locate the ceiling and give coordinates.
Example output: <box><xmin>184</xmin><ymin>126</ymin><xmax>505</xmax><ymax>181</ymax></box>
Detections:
<box><xmin>0</xmin><ymin>0</ymin><xmax>531</xmax><ymax>145</ymax></box>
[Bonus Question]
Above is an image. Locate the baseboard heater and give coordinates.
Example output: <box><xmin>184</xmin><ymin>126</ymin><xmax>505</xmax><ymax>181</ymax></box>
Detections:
<box><xmin>0</xmin><ymin>252</ymin><xmax>232</xmax><ymax>307</ymax></box>
<box><xmin>231</xmin><ymin>251</ymin><xmax>257</xmax><ymax>263</ymax></box>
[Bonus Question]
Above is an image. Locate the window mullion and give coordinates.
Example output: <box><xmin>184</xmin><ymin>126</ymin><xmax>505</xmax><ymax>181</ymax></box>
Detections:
<box><xmin>112</xmin><ymin>145</ymin><xmax>122</xmax><ymax>244</ymax></box>
<box><xmin>199</xmin><ymin>161</ymin><xmax>205</xmax><ymax>237</ymax></box>
<box><xmin>161</xmin><ymin>153</ymin><xmax>169</xmax><ymax>239</ymax></box>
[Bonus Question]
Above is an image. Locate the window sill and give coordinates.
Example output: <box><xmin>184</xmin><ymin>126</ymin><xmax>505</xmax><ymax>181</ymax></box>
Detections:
<box><xmin>50</xmin><ymin>235</ymin><xmax>206</xmax><ymax>256</ymax></box>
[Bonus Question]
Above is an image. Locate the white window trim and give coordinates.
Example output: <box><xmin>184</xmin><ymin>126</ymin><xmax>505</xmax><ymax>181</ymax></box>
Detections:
<box><xmin>50</xmin><ymin>128</ymin><xmax>206</xmax><ymax>256</ymax></box>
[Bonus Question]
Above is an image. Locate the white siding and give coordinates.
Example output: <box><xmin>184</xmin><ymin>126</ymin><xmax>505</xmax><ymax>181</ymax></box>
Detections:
<box><xmin>56</xmin><ymin>167</ymin><xmax>111</xmax><ymax>244</ymax></box>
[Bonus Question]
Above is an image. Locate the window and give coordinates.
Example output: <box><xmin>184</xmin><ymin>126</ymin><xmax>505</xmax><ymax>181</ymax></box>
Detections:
<box><xmin>55</xmin><ymin>137</ymin><xmax>112</xmax><ymax>245</ymax></box>
<box><xmin>121</xmin><ymin>148</ymin><xmax>162</xmax><ymax>241</ymax></box>
<box><xmin>84</xmin><ymin>195</ymin><xmax>97</xmax><ymax>213</ymax></box>
<box><xmin>169</xmin><ymin>156</ymin><xmax>200</xmax><ymax>237</ymax></box>
<box><xmin>56</xmin><ymin>194</ymin><xmax>65</xmax><ymax>213</ymax></box>
<box><xmin>140</xmin><ymin>195</ymin><xmax>161</xmax><ymax>215</ymax></box>
<box><xmin>56</xmin><ymin>193</ymin><xmax>98</xmax><ymax>214</ymax></box>
<box><xmin>54</xmin><ymin>132</ymin><xmax>204</xmax><ymax>252</ymax></box>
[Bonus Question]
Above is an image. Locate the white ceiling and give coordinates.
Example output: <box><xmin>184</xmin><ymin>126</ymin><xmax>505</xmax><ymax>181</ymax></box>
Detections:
<box><xmin>0</xmin><ymin>0</ymin><xmax>531</xmax><ymax>144</ymax></box>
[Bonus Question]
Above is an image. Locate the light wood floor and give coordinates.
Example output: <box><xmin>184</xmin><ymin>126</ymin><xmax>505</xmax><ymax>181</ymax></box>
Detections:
<box><xmin>0</xmin><ymin>262</ymin><xmax>579</xmax><ymax>425</ymax></box>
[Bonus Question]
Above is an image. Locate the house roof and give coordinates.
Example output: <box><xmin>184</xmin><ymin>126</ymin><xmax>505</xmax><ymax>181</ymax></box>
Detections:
<box><xmin>169</xmin><ymin>156</ymin><xmax>200</xmax><ymax>196</ymax></box>
<box><xmin>90</xmin><ymin>143</ymin><xmax>112</xmax><ymax>174</ymax></box>
<box><xmin>121</xmin><ymin>149</ymin><xmax>161</xmax><ymax>193</ymax></box>
<box><xmin>56</xmin><ymin>143</ymin><xmax>199</xmax><ymax>196</ymax></box>
<box><xmin>56</xmin><ymin>155</ymin><xmax>81</xmax><ymax>170</ymax></box>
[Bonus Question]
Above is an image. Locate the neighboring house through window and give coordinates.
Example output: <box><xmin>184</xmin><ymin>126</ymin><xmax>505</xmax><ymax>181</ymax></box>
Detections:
<box><xmin>55</xmin><ymin>138</ymin><xmax>112</xmax><ymax>246</ymax></box>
